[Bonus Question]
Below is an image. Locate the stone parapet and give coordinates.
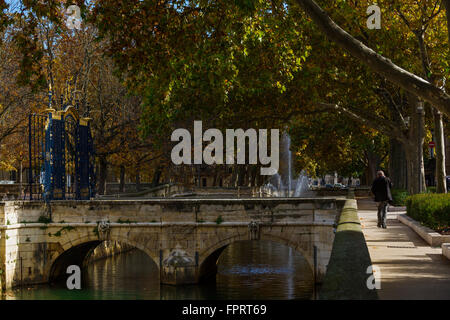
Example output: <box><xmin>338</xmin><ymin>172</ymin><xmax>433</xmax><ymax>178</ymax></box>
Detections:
<box><xmin>319</xmin><ymin>199</ymin><xmax>378</xmax><ymax>300</ymax></box>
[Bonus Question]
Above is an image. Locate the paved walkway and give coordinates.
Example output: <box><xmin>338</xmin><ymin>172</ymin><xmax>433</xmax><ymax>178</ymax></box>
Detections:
<box><xmin>357</xmin><ymin>198</ymin><xmax>450</xmax><ymax>299</ymax></box>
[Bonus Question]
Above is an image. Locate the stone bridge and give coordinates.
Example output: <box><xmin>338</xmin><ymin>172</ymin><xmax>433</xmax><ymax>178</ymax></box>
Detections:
<box><xmin>0</xmin><ymin>197</ymin><xmax>347</xmax><ymax>290</ymax></box>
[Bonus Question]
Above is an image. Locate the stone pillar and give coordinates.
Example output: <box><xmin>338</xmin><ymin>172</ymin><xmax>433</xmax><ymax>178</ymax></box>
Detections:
<box><xmin>160</xmin><ymin>245</ymin><xmax>197</xmax><ymax>285</ymax></box>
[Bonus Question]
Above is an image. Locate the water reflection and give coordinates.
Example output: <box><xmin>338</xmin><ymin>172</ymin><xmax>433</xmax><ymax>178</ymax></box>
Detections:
<box><xmin>4</xmin><ymin>240</ymin><xmax>314</xmax><ymax>300</ymax></box>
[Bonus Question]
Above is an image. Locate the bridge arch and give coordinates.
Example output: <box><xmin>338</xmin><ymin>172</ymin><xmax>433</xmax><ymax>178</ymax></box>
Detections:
<box><xmin>198</xmin><ymin>233</ymin><xmax>315</xmax><ymax>283</ymax></box>
<box><xmin>47</xmin><ymin>233</ymin><xmax>159</xmax><ymax>283</ymax></box>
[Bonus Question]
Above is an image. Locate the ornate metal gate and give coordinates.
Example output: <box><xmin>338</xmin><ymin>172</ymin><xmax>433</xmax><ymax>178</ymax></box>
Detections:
<box><xmin>28</xmin><ymin>106</ymin><xmax>95</xmax><ymax>200</ymax></box>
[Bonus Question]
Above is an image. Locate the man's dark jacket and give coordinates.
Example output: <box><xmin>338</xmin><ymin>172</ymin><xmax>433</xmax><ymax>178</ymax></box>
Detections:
<box><xmin>371</xmin><ymin>176</ymin><xmax>393</xmax><ymax>202</ymax></box>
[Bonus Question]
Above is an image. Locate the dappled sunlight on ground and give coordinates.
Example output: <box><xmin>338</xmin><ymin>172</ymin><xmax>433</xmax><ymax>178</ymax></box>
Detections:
<box><xmin>357</xmin><ymin>198</ymin><xmax>450</xmax><ymax>300</ymax></box>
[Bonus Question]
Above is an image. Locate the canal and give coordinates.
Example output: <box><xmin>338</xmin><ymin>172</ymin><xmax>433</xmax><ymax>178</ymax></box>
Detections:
<box><xmin>3</xmin><ymin>240</ymin><xmax>315</xmax><ymax>300</ymax></box>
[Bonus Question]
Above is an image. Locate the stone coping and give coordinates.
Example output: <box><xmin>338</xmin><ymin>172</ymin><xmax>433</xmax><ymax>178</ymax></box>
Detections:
<box><xmin>1</xmin><ymin>197</ymin><xmax>345</xmax><ymax>205</ymax></box>
<box><xmin>100</xmin><ymin>183</ymin><xmax>176</xmax><ymax>198</ymax></box>
<box><xmin>388</xmin><ymin>206</ymin><xmax>406</xmax><ymax>212</ymax></box>
<box><xmin>100</xmin><ymin>184</ymin><xmax>257</xmax><ymax>198</ymax></box>
<box><xmin>0</xmin><ymin>220</ymin><xmax>336</xmax><ymax>230</ymax></box>
<box><xmin>397</xmin><ymin>214</ymin><xmax>450</xmax><ymax>247</ymax></box>
<box><xmin>442</xmin><ymin>244</ymin><xmax>450</xmax><ymax>260</ymax></box>
<box><xmin>319</xmin><ymin>199</ymin><xmax>378</xmax><ymax>300</ymax></box>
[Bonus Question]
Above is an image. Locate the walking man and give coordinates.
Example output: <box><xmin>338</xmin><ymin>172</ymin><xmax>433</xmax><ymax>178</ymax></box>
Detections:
<box><xmin>371</xmin><ymin>170</ymin><xmax>393</xmax><ymax>228</ymax></box>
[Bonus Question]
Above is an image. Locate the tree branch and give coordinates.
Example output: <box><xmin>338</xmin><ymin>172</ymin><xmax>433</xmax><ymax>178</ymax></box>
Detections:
<box><xmin>295</xmin><ymin>0</ymin><xmax>450</xmax><ymax>117</ymax></box>
<box><xmin>318</xmin><ymin>102</ymin><xmax>407</xmax><ymax>143</ymax></box>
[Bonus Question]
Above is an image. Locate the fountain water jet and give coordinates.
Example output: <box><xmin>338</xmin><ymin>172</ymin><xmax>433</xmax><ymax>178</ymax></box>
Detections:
<box><xmin>262</xmin><ymin>132</ymin><xmax>310</xmax><ymax>197</ymax></box>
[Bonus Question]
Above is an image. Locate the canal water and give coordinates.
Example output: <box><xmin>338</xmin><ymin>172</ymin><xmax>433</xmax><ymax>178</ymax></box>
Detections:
<box><xmin>3</xmin><ymin>240</ymin><xmax>315</xmax><ymax>300</ymax></box>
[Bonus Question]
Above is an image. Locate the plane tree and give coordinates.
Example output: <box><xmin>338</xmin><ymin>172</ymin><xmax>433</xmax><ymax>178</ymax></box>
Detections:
<box><xmin>287</xmin><ymin>0</ymin><xmax>449</xmax><ymax>194</ymax></box>
<box><xmin>90</xmin><ymin>0</ymin><xmax>315</xmax><ymax>184</ymax></box>
<box><xmin>293</xmin><ymin>0</ymin><xmax>450</xmax><ymax>117</ymax></box>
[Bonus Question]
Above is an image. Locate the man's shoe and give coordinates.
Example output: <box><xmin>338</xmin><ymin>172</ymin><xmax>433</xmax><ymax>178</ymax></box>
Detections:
<box><xmin>382</xmin><ymin>224</ymin><xmax>387</xmax><ymax>229</ymax></box>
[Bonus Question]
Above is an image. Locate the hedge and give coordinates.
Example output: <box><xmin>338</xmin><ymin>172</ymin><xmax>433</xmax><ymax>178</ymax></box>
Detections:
<box><xmin>427</xmin><ymin>187</ymin><xmax>437</xmax><ymax>194</ymax></box>
<box><xmin>406</xmin><ymin>193</ymin><xmax>450</xmax><ymax>231</ymax></box>
<box><xmin>391</xmin><ymin>189</ymin><xmax>409</xmax><ymax>206</ymax></box>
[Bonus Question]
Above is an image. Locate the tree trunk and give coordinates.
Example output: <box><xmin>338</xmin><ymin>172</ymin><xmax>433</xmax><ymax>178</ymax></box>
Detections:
<box><xmin>151</xmin><ymin>166</ymin><xmax>162</xmax><ymax>187</ymax></box>
<box><xmin>404</xmin><ymin>144</ymin><xmax>415</xmax><ymax>195</ymax></box>
<box><xmin>98</xmin><ymin>156</ymin><xmax>108</xmax><ymax>195</ymax></box>
<box><xmin>365</xmin><ymin>150</ymin><xmax>379</xmax><ymax>185</ymax></box>
<box><xmin>414</xmin><ymin>27</ymin><xmax>447</xmax><ymax>193</ymax></box>
<box><xmin>250</xmin><ymin>165</ymin><xmax>257</xmax><ymax>187</ymax></box>
<box><xmin>403</xmin><ymin>114</ymin><xmax>426</xmax><ymax>194</ymax></box>
<box><xmin>434</xmin><ymin>109</ymin><xmax>447</xmax><ymax>193</ymax></box>
<box><xmin>255</xmin><ymin>166</ymin><xmax>263</xmax><ymax>187</ymax></box>
<box><xmin>231</xmin><ymin>165</ymin><xmax>238</xmax><ymax>187</ymax></box>
<box><xmin>395</xmin><ymin>94</ymin><xmax>425</xmax><ymax>195</ymax></box>
<box><xmin>389</xmin><ymin>138</ymin><xmax>407</xmax><ymax>190</ymax></box>
<box><xmin>243</xmin><ymin>165</ymin><xmax>250</xmax><ymax>187</ymax></box>
<box><xmin>416</xmin><ymin>103</ymin><xmax>426</xmax><ymax>194</ymax></box>
<box><xmin>360</xmin><ymin>173</ymin><xmax>367</xmax><ymax>186</ymax></box>
<box><xmin>212</xmin><ymin>168</ymin><xmax>218</xmax><ymax>187</ymax></box>
<box><xmin>404</xmin><ymin>94</ymin><xmax>426</xmax><ymax>194</ymax></box>
<box><xmin>135</xmin><ymin>169</ymin><xmax>141</xmax><ymax>192</ymax></box>
<box><xmin>237</xmin><ymin>165</ymin><xmax>245</xmax><ymax>186</ymax></box>
<box><xmin>119</xmin><ymin>165</ymin><xmax>125</xmax><ymax>193</ymax></box>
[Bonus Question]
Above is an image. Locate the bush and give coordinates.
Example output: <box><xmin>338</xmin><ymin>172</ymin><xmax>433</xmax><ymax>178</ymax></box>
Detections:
<box><xmin>406</xmin><ymin>193</ymin><xmax>450</xmax><ymax>231</ymax></box>
<box><xmin>426</xmin><ymin>187</ymin><xmax>436</xmax><ymax>193</ymax></box>
<box><xmin>391</xmin><ymin>189</ymin><xmax>409</xmax><ymax>206</ymax></box>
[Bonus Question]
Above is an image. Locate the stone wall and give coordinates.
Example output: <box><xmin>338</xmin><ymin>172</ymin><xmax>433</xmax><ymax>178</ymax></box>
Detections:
<box><xmin>104</xmin><ymin>184</ymin><xmax>263</xmax><ymax>198</ymax></box>
<box><xmin>315</xmin><ymin>187</ymin><xmax>371</xmax><ymax>198</ymax></box>
<box><xmin>105</xmin><ymin>183</ymin><xmax>154</xmax><ymax>195</ymax></box>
